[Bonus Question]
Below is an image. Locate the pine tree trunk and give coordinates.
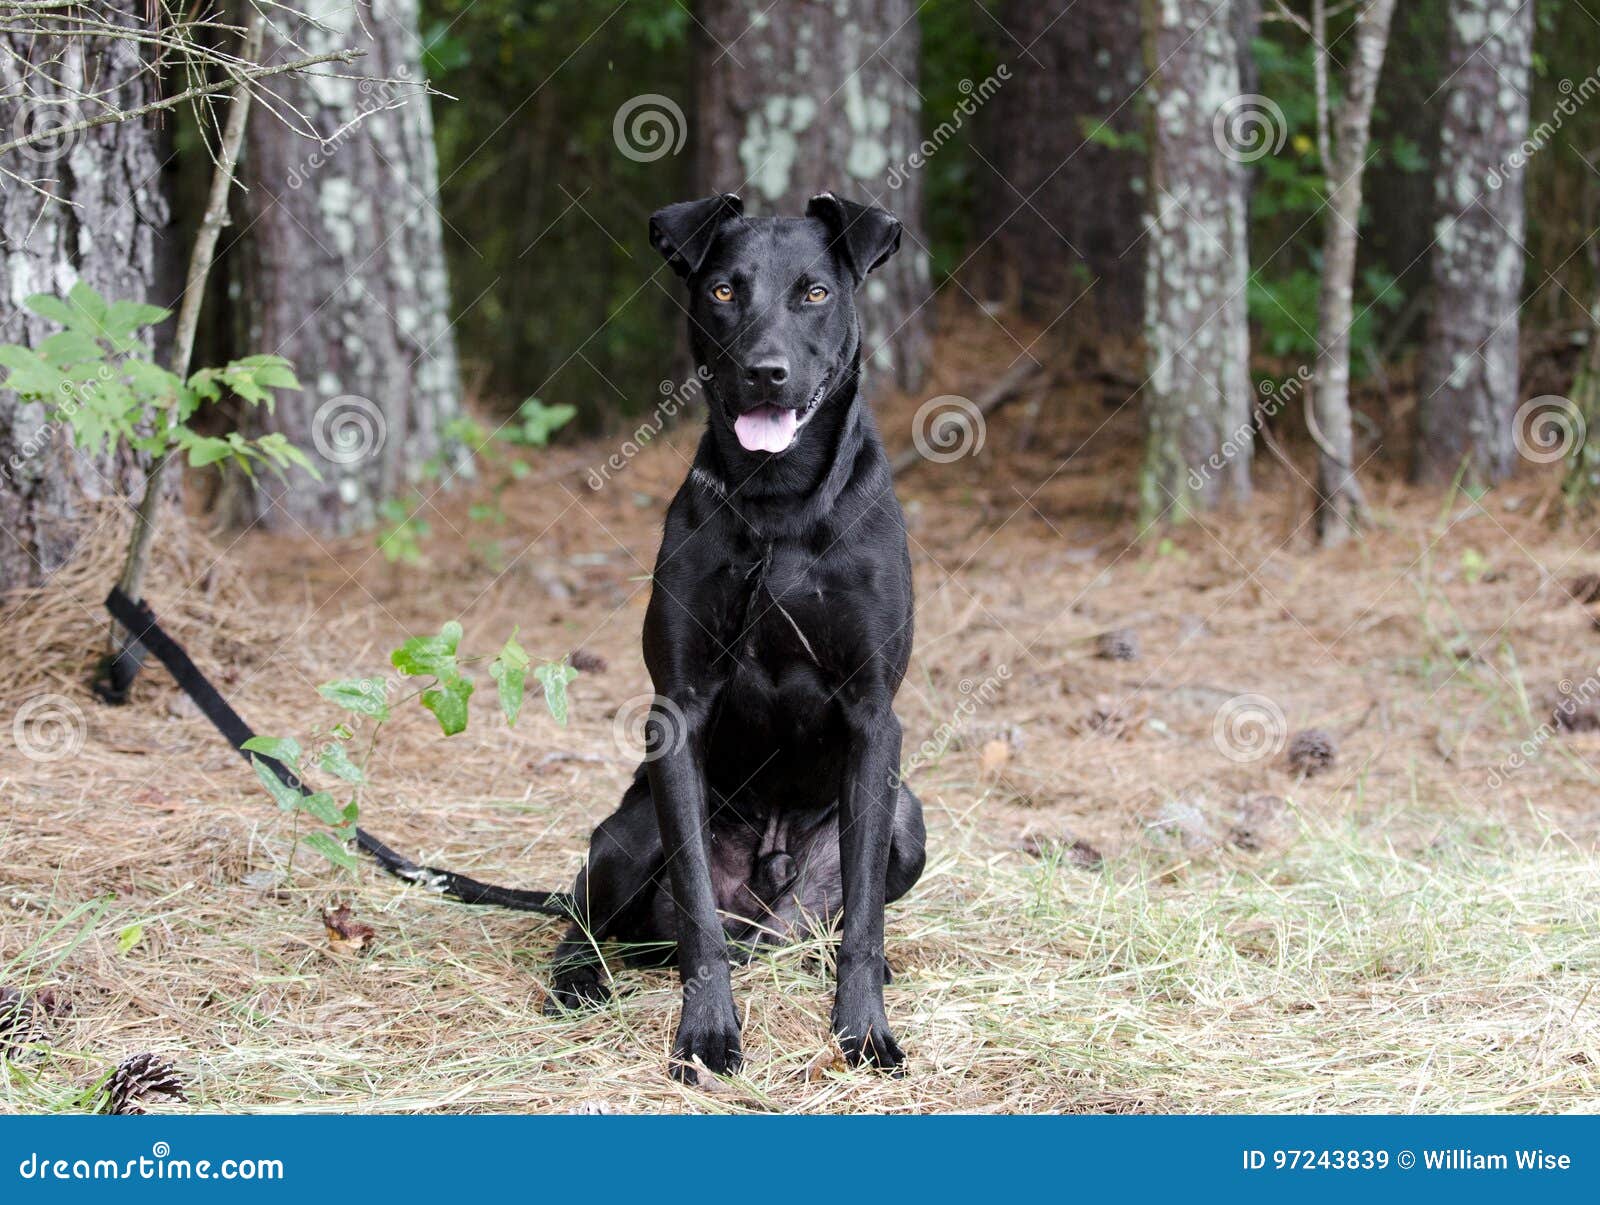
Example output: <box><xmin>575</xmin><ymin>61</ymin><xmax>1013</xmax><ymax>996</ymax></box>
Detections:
<box><xmin>1140</xmin><ymin>0</ymin><xmax>1253</xmax><ymax>519</ymax></box>
<box><xmin>1413</xmin><ymin>0</ymin><xmax>1534</xmax><ymax>486</ymax></box>
<box><xmin>979</xmin><ymin>0</ymin><xmax>1145</xmax><ymax>328</ymax></box>
<box><xmin>694</xmin><ymin>0</ymin><xmax>930</xmax><ymax>392</ymax></box>
<box><xmin>0</xmin><ymin>6</ymin><xmax>173</xmax><ymax>592</ymax></box>
<box><xmin>236</xmin><ymin>0</ymin><xmax>463</xmax><ymax>534</ymax></box>
<box><xmin>1311</xmin><ymin>0</ymin><xmax>1397</xmax><ymax>546</ymax></box>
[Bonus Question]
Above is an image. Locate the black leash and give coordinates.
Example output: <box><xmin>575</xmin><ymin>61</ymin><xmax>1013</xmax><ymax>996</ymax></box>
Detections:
<box><xmin>103</xmin><ymin>587</ymin><xmax>575</xmax><ymax>919</ymax></box>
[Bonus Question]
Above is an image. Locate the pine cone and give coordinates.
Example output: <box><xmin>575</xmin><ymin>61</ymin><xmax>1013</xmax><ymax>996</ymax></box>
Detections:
<box><xmin>1286</xmin><ymin>728</ymin><xmax>1338</xmax><ymax>776</ymax></box>
<box><xmin>569</xmin><ymin>648</ymin><xmax>607</xmax><ymax>674</ymax></box>
<box><xmin>1095</xmin><ymin>628</ymin><xmax>1140</xmax><ymax>661</ymax></box>
<box><xmin>105</xmin><ymin>1053</ymin><xmax>187</xmax><ymax>1115</ymax></box>
<box><xmin>0</xmin><ymin>988</ymin><xmax>39</xmax><ymax>1057</ymax></box>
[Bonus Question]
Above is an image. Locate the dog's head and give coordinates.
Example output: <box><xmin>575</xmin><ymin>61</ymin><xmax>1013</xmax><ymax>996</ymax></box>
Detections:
<box><xmin>649</xmin><ymin>192</ymin><xmax>901</xmax><ymax>457</ymax></box>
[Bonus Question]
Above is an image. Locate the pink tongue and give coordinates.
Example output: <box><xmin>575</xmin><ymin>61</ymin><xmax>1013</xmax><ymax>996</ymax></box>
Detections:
<box><xmin>733</xmin><ymin>405</ymin><xmax>799</xmax><ymax>453</ymax></box>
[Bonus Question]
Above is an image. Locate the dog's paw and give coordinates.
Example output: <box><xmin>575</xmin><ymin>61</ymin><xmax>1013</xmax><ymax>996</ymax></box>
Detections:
<box><xmin>833</xmin><ymin>1011</ymin><xmax>905</xmax><ymax>1075</ymax></box>
<box><xmin>542</xmin><ymin>972</ymin><xmax>611</xmax><ymax>1015</ymax></box>
<box><xmin>670</xmin><ymin>1011</ymin><xmax>743</xmax><ymax>1084</ymax></box>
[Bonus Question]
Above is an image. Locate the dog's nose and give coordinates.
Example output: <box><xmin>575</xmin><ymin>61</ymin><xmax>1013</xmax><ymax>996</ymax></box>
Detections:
<box><xmin>743</xmin><ymin>357</ymin><xmax>790</xmax><ymax>389</ymax></box>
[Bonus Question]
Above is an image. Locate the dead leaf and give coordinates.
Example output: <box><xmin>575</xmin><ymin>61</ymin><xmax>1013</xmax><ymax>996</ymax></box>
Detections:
<box><xmin>806</xmin><ymin>1046</ymin><xmax>848</xmax><ymax>1081</ymax></box>
<box><xmin>322</xmin><ymin>905</ymin><xmax>375</xmax><ymax>957</ymax></box>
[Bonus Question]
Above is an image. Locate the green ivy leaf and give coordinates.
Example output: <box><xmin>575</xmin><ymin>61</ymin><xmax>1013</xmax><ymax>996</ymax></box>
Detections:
<box><xmin>298</xmin><ymin>790</ymin><xmax>346</xmax><ymax>826</ymax></box>
<box><xmin>242</xmin><ymin>735</ymin><xmax>302</xmax><ymax>769</ymax></box>
<box><xmin>534</xmin><ymin>661</ymin><xmax>578</xmax><ymax>726</ymax></box>
<box><xmin>391</xmin><ymin>621</ymin><xmax>463</xmax><ymax>678</ymax></box>
<box><xmin>303</xmin><ymin>830</ymin><xmax>359</xmax><ymax>870</ymax></box>
<box><xmin>489</xmin><ymin>631</ymin><xmax>530</xmax><ymax>726</ymax></box>
<box><xmin>251</xmin><ymin>754</ymin><xmax>305</xmax><ymax>813</ymax></box>
<box><xmin>319</xmin><ymin>743</ymin><xmax>366</xmax><ymax>784</ymax></box>
<box><xmin>421</xmin><ymin>674</ymin><xmax>474</xmax><ymax>736</ymax></box>
<box><xmin>318</xmin><ymin>678</ymin><xmax>390</xmax><ymax>721</ymax></box>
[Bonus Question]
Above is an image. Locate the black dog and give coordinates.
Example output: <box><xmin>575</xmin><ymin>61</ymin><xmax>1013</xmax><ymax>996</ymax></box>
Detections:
<box><xmin>544</xmin><ymin>192</ymin><xmax>926</xmax><ymax>1082</ymax></box>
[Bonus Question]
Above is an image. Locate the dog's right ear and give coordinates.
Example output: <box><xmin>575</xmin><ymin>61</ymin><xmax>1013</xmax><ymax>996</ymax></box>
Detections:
<box><xmin>649</xmin><ymin>193</ymin><xmax>743</xmax><ymax>279</ymax></box>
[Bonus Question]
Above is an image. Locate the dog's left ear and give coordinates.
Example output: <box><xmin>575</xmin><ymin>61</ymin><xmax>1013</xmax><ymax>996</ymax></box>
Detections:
<box><xmin>806</xmin><ymin>192</ymin><xmax>902</xmax><ymax>287</ymax></box>
<box><xmin>650</xmin><ymin>193</ymin><xmax>743</xmax><ymax>279</ymax></box>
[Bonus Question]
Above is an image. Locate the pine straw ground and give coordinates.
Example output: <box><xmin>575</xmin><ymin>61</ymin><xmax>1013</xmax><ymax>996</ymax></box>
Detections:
<box><xmin>4</xmin><ymin>321</ymin><xmax>1600</xmax><ymax>1115</ymax></box>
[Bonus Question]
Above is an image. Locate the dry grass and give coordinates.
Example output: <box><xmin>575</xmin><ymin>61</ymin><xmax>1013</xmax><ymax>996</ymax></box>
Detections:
<box><xmin>4</xmin><ymin>320</ymin><xmax>1600</xmax><ymax>1113</ymax></box>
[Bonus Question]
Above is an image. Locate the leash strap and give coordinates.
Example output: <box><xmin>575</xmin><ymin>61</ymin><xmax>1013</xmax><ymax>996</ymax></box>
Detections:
<box><xmin>103</xmin><ymin>587</ymin><xmax>575</xmax><ymax>919</ymax></box>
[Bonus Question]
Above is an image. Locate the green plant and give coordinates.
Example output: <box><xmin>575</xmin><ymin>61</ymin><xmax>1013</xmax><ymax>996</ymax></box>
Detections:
<box><xmin>0</xmin><ymin>283</ymin><xmax>314</xmax><ymax>484</ymax></box>
<box><xmin>244</xmin><ymin>621</ymin><xmax>578</xmax><ymax>871</ymax></box>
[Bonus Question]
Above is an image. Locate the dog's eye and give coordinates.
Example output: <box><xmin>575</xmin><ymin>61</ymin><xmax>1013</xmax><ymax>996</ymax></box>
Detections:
<box><xmin>710</xmin><ymin>283</ymin><xmax>734</xmax><ymax>303</ymax></box>
<box><xmin>804</xmin><ymin>285</ymin><xmax>829</xmax><ymax>304</ymax></box>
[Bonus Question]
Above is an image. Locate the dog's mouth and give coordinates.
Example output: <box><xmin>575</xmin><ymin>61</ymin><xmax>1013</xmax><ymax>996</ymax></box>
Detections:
<box><xmin>731</xmin><ymin>375</ymin><xmax>828</xmax><ymax>455</ymax></box>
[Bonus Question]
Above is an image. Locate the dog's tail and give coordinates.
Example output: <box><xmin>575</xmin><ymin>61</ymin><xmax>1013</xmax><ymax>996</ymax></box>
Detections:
<box><xmin>104</xmin><ymin>588</ymin><xmax>576</xmax><ymax>920</ymax></box>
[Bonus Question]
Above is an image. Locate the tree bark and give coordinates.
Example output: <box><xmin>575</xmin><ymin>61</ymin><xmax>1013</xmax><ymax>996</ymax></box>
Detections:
<box><xmin>1413</xmin><ymin>0</ymin><xmax>1534</xmax><ymax>486</ymax></box>
<box><xmin>694</xmin><ymin>0</ymin><xmax>931</xmax><ymax>392</ymax></box>
<box><xmin>236</xmin><ymin>0</ymin><xmax>464</xmax><ymax>534</ymax></box>
<box><xmin>0</xmin><ymin>4</ymin><xmax>173</xmax><ymax>591</ymax></box>
<box><xmin>1311</xmin><ymin>0</ymin><xmax>1397</xmax><ymax>546</ymax></box>
<box><xmin>1140</xmin><ymin>0</ymin><xmax>1253</xmax><ymax>520</ymax></box>
<box><xmin>978</xmin><ymin>0</ymin><xmax>1145</xmax><ymax>329</ymax></box>
<box><xmin>976</xmin><ymin>1</ymin><xmax>1249</xmax><ymax>327</ymax></box>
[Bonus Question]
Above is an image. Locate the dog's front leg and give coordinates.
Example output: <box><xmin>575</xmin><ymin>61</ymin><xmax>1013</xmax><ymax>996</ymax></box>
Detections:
<box><xmin>646</xmin><ymin>695</ymin><xmax>740</xmax><ymax>1083</ymax></box>
<box><xmin>833</xmin><ymin>695</ymin><xmax>905</xmax><ymax>1071</ymax></box>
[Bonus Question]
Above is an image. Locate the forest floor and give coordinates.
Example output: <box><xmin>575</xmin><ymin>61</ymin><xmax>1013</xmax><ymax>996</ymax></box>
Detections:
<box><xmin>5</xmin><ymin>317</ymin><xmax>1600</xmax><ymax>1114</ymax></box>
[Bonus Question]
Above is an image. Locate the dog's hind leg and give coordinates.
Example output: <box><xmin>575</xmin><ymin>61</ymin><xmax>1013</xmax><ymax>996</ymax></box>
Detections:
<box><xmin>544</xmin><ymin>771</ymin><xmax>666</xmax><ymax>1014</ymax></box>
<box><xmin>886</xmin><ymin>783</ymin><xmax>927</xmax><ymax>905</ymax></box>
